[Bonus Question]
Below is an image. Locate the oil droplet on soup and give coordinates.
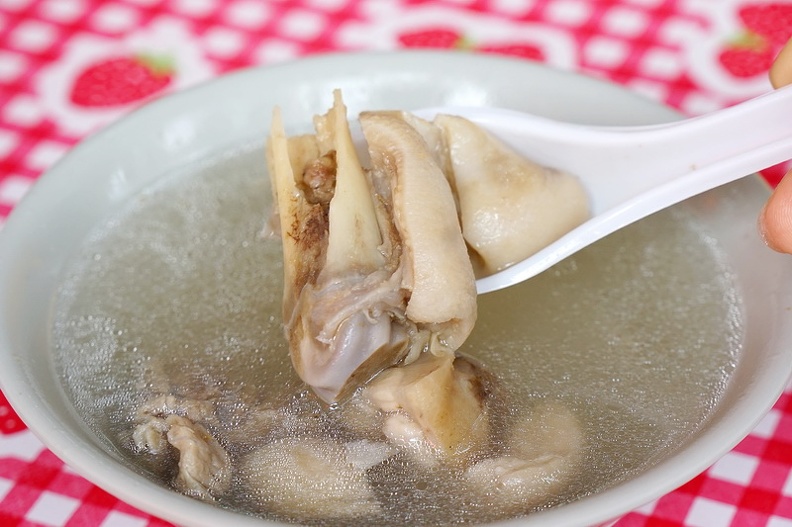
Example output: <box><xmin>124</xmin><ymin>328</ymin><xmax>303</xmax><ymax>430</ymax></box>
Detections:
<box><xmin>51</xmin><ymin>142</ymin><xmax>741</xmax><ymax>526</ymax></box>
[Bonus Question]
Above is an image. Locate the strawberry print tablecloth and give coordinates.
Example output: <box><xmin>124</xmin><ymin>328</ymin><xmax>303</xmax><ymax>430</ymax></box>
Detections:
<box><xmin>2</xmin><ymin>0</ymin><xmax>792</xmax><ymax>526</ymax></box>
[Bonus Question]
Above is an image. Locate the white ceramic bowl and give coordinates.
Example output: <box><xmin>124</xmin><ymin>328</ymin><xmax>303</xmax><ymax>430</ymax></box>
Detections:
<box><xmin>1</xmin><ymin>52</ymin><xmax>792</xmax><ymax>527</ymax></box>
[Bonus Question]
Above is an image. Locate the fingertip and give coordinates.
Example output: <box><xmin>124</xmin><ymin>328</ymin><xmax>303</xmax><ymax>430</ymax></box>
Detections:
<box><xmin>770</xmin><ymin>38</ymin><xmax>792</xmax><ymax>88</ymax></box>
<box><xmin>760</xmin><ymin>172</ymin><xmax>792</xmax><ymax>254</ymax></box>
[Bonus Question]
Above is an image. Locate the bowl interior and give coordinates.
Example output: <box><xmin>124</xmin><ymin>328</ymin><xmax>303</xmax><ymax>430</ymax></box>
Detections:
<box><xmin>1</xmin><ymin>52</ymin><xmax>791</xmax><ymax>527</ymax></box>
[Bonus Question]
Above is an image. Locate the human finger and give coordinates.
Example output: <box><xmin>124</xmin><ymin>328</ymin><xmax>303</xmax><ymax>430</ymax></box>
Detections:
<box><xmin>770</xmin><ymin>37</ymin><xmax>792</xmax><ymax>88</ymax></box>
<box><xmin>760</xmin><ymin>169</ymin><xmax>792</xmax><ymax>253</ymax></box>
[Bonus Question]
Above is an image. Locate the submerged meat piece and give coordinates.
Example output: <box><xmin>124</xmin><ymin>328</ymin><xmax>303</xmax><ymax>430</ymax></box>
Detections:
<box><xmin>465</xmin><ymin>403</ymin><xmax>583</xmax><ymax>511</ymax></box>
<box><xmin>267</xmin><ymin>91</ymin><xmax>476</xmax><ymax>403</ymax></box>
<box><xmin>164</xmin><ymin>416</ymin><xmax>230</xmax><ymax>499</ymax></box>
<box><xmin>239</xmin><ymin>437</ymin><xmax>388</xmax><ymax>520</ymax></box>
<box><xmin>133</xmin><ymin>397</ymin><xmax>231</xmax><ymax>501</ymax></box>
<box><xmin>363</xmin><ymin>352</ymin><xmax>490</xmax><ymax>466</ymax></box>
<box><xmin>434</xmin><ymin>114</ymin><xmax>590</xmax><ymax>276</ymax></box>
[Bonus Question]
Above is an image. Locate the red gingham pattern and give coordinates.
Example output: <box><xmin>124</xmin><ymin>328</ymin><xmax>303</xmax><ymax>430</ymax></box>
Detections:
<box><xmin>2</xmin><ymin>0</ymin><xmax>792</xmax><ymax>525</ymax></box>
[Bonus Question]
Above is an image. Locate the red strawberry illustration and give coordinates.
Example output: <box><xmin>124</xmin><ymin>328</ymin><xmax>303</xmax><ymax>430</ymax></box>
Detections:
<box><xmin>70</xmin><ymin>54</ymin><xmax>174</xmax><ymax>108</ymax></box>
<box><xmin>1</xmin><ymin>391</ymin><xmax>25</xmax><ymax>434</ymax></box>
<box><xmin>761</xmin><ymin>161</ymin><xmax>790</xmax><ymax>187</ymax></box>
<box><xmin>398</xmin><ymin>28</ymin><xmax>463</xmax><ymax>49</ymax></box>
<box><xmin>478</xmin><ymin>43</ymin><xmax>544</xmax><ymax>62</ymax></box>
<box><xmin>739</xmin><ymin>3</ymin><xmax>792</xmax><ymax>47</ymax></box>
<box><xmin>718</xmin><ymin>41</ymin><xmax>774</xmax><ymax>78</ymax></box>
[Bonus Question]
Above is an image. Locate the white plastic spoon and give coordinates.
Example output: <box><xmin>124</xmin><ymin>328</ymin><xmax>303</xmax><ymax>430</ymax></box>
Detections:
<box><xmin>415</xmin><ymin>83</ymin><xmax>792</xmax><ymax>295</ymax></box>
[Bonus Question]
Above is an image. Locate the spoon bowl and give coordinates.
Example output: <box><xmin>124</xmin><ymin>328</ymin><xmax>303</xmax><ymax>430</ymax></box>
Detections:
<box><xmin>416</xmin><ymin>84</ymin><xmax>792</xmax><ymax>294</ymax></box>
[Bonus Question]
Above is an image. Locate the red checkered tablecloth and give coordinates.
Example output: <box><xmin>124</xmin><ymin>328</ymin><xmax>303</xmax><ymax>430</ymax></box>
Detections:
<box><xmin>2</xmin><ymin>0</ymin><xmax>792</xmax><ymax>526</ymax></box>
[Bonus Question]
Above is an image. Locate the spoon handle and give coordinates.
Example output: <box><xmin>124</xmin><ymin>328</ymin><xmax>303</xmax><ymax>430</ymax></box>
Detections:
<box><xmin>581</xmin><ymin>82</ymin><xmax>792</xmax><ymax>211</ymax></box>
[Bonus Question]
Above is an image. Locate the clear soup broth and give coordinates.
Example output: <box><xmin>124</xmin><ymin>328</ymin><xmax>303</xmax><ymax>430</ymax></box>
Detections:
<box><xmin>51</xmin><ymin>142</ymin><xmax>742</xmax><ymax>525</ymax></box>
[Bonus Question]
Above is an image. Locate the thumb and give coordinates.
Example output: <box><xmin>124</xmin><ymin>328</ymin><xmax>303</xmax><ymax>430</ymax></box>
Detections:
<box><xmin>771</xmin><ymin>37</ymin><xmax>792</xmax><ymax>88</ymax></box>
<box><xmin>760</xmin><ymin>170</ymin><xmax>792</xmax><ymax>253</ymax></box>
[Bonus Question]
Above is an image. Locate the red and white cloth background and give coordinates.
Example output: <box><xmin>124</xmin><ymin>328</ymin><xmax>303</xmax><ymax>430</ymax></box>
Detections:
<box><xmin>1</xmin><ymin>0</ymin><xmax>791</xmax><ymax>525</ymax></box>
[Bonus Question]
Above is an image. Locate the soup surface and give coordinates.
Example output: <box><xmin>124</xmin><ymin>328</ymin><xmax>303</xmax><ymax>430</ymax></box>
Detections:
<box><xmin>51</xmin><ymin>142</ymin><xmax>742</xmax><ymax>525</ymax></box>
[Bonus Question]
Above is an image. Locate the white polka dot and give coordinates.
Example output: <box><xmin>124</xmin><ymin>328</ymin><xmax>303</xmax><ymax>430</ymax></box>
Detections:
<box><xmin>0</xmin><ymin>176</ymin><xmax>33</xmax><ymax>206</ymax></box>
<box><xmin>601</xmin><ymin>6</ymin><xmax>648</xmax><ymax>38</ymax></box>
<box><xmin>279</xmin><ymin>9</ymin><xmax>326</xmax><ymax>41</ymax></box>
<box><xmin>544</xmin><ymin>0</ymin><xmax>592</xmax><ymax>26</ymax></box>
<box><xmin>9</xmin><ymin>20</ymin><xmax>57</xmax><ymax>52</ymax></box>
<box><xmin>640</xmin><ymin>48</ymin><xmax>683</xmax><ymax>79</ymax></box>
<box><xmin>332</xmin><ymin>21</ymin><xmax>372</xmax><ymax>49</ymax></box>
<box><xmin>304</xmin><ymin>0</ymin><xmax>350</xmax><ymax>11</ymax></box>
<box><xmin>203</xmin><ymin>26</ymin><xmax>246</xmax><ymax>57</ymax></box>
<box><xmin>26</xmin><ymin>491</ymin><xmax>81</xmax><ymax>526</ymax></box>
<box><xmin>685</xmin><ymin>497</ymin><xmax>736</xmax><ymax>527</ymax></box>
<box><xmin>626</xmin><ymin>78</ymin><xmax>668</xmax><ymax>103</ymax></box>
<box><xmin>708</xmin><ymin>452</ymin><xmax>759</xmax><ymax>486</ymax></box>
<box><xmin>2</xmin><ymin>95</ymin><xmax>44</xmax><ymax>127</ymax></box>
<box><xmin>584</xmin><ymin>37</ymin><xmax>628</xmax><ymax>68</ymax></box>
<box><xmin>490</xmin><ymin>0</ymin><xmax>534</xmax><ymax>16</ymax></box>
<box><xmin>91</xmin><ymin>4</ymin><xmax>140</xmax><ymax>33</ymax></box>
<box><xmin>172</xmin><ymin>0</ymin><xmax>215</xmax><ymax>17</ymax></box>
<box><xmin>38</xmin><ymin>0</ymin><xmax>86</xmax><ymax>23</ymax></box>
<box><xmin>224</xmin><ymin>0</ymin><xmax>271</xmax><ymax>29</ymax></box>
<box><xmin>254</xmin><ymin>39</ymin><xmax>300</xmax><ymax>64</ymax></box>
<box><xmin>681</xmin><ymin>91</ymin><xmax>725</xmax><ymax>115</ymax></box>
<box><xmin>0</xmin><ymin>130</ymin><xmax>17</xmax><ymax>158</ymax></box>
<box><xmin>0</xmin><ymin>51</ymin><xmax>26</xmax><ymax>82</ymax></box>
<box><xmin>27</xmin><ymin>141</ymin><xmax>67</xmax><ymax>170</ymax></box>
<box><xmin>98</xmin><ymin>510</ymin><xmax>148</xmax><ymax>527</ymax></box>
<box><xmin>660</xmin><ymin>19</ymin><xmax>703</xmax><ymax>45</ymax></box>
<box><xmin>623</xmin><ymin>0</ymin><xmax>664</xmax><ymax>6</ymax></box>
